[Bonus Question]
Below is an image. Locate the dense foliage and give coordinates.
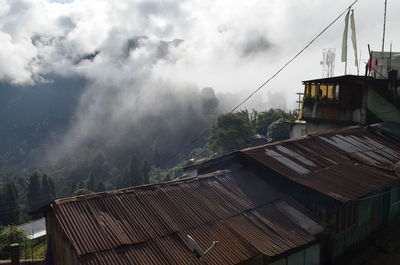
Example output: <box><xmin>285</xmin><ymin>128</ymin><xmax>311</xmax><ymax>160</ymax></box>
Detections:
<box><xmin>0</xmin><ymin>226</ymin><xmax>45</xmax><ymax>260</ymax></box>
<box><xmin>208</xmin><ymin>109</ymin><xmax>294</xmax><ymax>154</ymax></box>
<box><xmin>0</xmin><ymin>107</ymin><xmax>295</xmax><ymax>226</ymax></box>
<box><xmin>208</xmin><ymin>112</ymin><xmax>254</xmax><ymax>154</ymax></box>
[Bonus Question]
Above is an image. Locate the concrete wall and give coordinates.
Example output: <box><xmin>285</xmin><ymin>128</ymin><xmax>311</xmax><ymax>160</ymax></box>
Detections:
<box><xmin>290</xmin><ymin>122</ymin><xmax>306</xmax><ymax>139</ymax></box>
<box><xmin>305</xmin><ymin>121</ymin><xmax>350</xmax><ymax>134</ymax></box>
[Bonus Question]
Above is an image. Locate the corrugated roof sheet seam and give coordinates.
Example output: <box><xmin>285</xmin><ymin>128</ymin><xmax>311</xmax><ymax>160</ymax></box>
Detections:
<box><xmin>50</xmin><ymin>170</ymin><xmax>320</xmax><ymax>265</ymax></box>
<box><xmin>243</xmin><ymin>127</ymin><xmax>400</xmax><ymax>202</ymax></box>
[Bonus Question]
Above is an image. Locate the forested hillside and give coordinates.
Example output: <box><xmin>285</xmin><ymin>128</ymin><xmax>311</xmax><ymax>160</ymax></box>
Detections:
<box><xmin>0</xmin><ymin>76</ymin><xmax>85</xmax><ymax>172</ymax></box>
<box><xmin>0</xmin><ymin>80</ymin><xmax>294</xmax><ymax>225</ymax></box>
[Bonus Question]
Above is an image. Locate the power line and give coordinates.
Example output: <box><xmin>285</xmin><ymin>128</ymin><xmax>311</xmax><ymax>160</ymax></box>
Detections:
<box><xmin>166</xmin><ymin>0</ymin><xmax>361</xmax><ymax>162</ymax></box>
<box><xmin>231</xmin><ymin>0</ymin><xmax>359</xmax><ymax>112</ymax></box>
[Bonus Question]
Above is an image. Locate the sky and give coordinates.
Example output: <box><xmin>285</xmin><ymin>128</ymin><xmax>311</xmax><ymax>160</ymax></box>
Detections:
<box><xmin>1</xmin><ymin>0</ymin><xmax>399</xmax><ymax>109</ymax></box>
<box><xmin>1</xmin><ymin>0</ymin><xmax>400</xmax><ymax>161</ymax></box>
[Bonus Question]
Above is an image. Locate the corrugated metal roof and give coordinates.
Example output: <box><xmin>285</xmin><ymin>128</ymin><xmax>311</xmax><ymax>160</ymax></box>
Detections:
<box><xmin>243</xmin><ymin>126</ymin><xmax>400</xmax><ymax>202</ymax></box>
<box><xmin>17</xmin><ymin>217</ymin><xmax>46</xmax><ymax>240</ymax></box>
<box><xmin>50</xmin><ymin>169</ymin><xmax>322</xmax><ymax>265</ymax></box>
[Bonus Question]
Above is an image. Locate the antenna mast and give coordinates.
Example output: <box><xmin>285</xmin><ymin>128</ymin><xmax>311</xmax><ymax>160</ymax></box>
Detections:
<box><xmin>381</xmin><ymin>0</ymin><xmax>387</xmax><ymax>75</ymax></box>
<box><xmin>321</xmin><ymin>48</ymin><xmax>335</xmax><ymax>78</ymax></box>
<box><xmin>381</xmin><ymin>0</ymin><xmax>387</xmax><ymax>53</ymax></box>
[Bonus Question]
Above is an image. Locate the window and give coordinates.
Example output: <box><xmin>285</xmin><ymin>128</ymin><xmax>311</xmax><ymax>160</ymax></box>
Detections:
<box><xmin>319</xmin><ymin>85</ymin><xmax>328</xmax><ymax>98</ymax></box>
<box><xmin>305</xmin><ymin>84</ymin><xmax>311</xmax><ymax>97</ymax></box>
<box><xmin>335</xmin><ymin>85</ymin><xmax>340</xmax><ymax>98</ymax></box>
<box><xmin>311</xmin><ymin>84</ymin><xmax>317</xmax><ymax>98</ymax></box>
<box><xmin>327</xmin><ymin>85</ymin><xmax>335</xmax><ymax>99</ymax></box>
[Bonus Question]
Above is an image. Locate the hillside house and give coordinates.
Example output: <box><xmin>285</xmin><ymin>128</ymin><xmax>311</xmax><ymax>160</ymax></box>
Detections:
<box><xmin>38</xmin><ymin>169</ymin><xmax>324</xmax><ymax>265</ymax></box>
<box><xmin>184</xmin><ymin>122</ymin><xmax>400</xmax><ymax>263</ymax></box>
<box><xmin>298</xmin><ymin>74</ymin><xmax>400</xmax><ymax>134</ymax></box>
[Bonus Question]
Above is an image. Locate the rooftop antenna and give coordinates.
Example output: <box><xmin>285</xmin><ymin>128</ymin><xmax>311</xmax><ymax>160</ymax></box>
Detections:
<box><xmin>296</xmin><ymin>92</ymin><xmax>303</xmax><ymax>113</ymax></box>
<box><xmin>187</xmin><ymin>235</ymin><xmax>218</xmax><ymax>265</ymax></box>
<box><xmin>321</xmin><ymin>48</ymin><xmax>336</xmax><ymax>78</ymax></box>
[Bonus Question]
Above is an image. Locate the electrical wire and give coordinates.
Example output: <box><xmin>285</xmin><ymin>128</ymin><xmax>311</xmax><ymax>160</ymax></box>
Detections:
<box><xmin>230</xmin><ymin>0</ymin><xmax>359</xmax><ymax>112</ymax></box>
<box><xmin>166</xmin><ymin>0</ymin><xmax>361</xmax><ymax>163</ymax></box>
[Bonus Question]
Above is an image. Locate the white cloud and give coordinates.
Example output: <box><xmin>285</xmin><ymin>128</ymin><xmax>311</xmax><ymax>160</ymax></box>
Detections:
<box><xmin>1</xmin><ymin>0</ymin><xmax>399</xmax><ymax>92</ymax></box>
<box><xmin>1</xmin><ymin>0</ymin><xmax>400</xmax><ymax>159</ymax></box>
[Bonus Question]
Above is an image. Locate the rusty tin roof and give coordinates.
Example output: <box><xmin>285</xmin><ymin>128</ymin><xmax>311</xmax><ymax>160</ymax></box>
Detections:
<box><xmin>50</xmin><ymin>169</ymin><xmax>322</xmax><ymax>265</ymax></box>
<box><xmin>243</xmin><ymin>126</ymin><xmax>400</xmax><ymax>203</ymax></box>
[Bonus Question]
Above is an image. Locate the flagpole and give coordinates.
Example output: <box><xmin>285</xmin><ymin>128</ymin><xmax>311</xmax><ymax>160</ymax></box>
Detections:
<box><xmin>381</xmin><ymin>0</ymin><xmax>387</xmax><ymax>75</ymax></box>
<box><xmin>358</xmin><ymin>49</ymin><xmax>361</xmax><ymax>75</ymax></box>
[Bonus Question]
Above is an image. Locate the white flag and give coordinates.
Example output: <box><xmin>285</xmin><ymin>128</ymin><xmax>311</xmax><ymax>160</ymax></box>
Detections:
<box><xmin>341</xmin><ymin>9</ymin><xmax>350</xmax><ymax>62</ymax></box>
<box><xmin>350</xmin><ymin>10</ymin><xmax>358</xmax><ymax>67</ymax></box>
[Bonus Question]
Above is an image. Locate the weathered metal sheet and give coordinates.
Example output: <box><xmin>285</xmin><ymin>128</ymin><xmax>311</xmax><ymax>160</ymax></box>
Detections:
<box><xmin>243</xmin><ymin>126</ymin><xmax>400</xmax><ymax>202</ymax></box>
<box><xmin>51</xmin><ymin>170</ymin><xmax>320</xmax><ymax>265</ymax></box>
<box><xmin>17</xmin><ymin>217</ymin><xmax>46</xmax><ymax>240</ymax></box>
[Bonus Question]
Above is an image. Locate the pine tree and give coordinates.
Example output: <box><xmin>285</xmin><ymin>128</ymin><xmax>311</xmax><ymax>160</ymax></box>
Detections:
<box><xmin>126</xmin><ymin>154</ymin><xmax>143</xmax><ymax>187</ymax></box>
<box><xmin>153</xmin><ymin>143</ymin><xmax>161</xmax><ymax>168</ymax></box>
<box><xmin>164</xmin><ymin>174</ymin><xmax>172</xmax><ymax>182</ymax></box>
<box><xmin>27</xmin><ymin>172</ymin><xmax>41</xmax><ymax>214</ymax></box>
<box><xmin>141</xmin><ymin>160</ymin><xmax>151</xmax><ymax>184</ymax></box>
<box><xmin>96</xmin><ymin>182</ymin><xmax>105</xmax><ymax>192</ymax></box>
<box><xmin>48</xmin><ymin>176</ymin><xmax>56</xmax><ymax>199</ymax></box>
<box><xmin>40</xmin><ymin>174</ymin><xmax>52</xmax><ymax>206</ymax></box>
<box><xmin>87</xmin><ymin>172</ymin><xmax>96</xmax><ymax>192</ymax></box>
<box><xmin>0</xmin><ymin>189</ymin><xmax>4</xmax><ymax>224</ymax></box>
<box><xmin>2</xmin><ymin>180</ymin><xmax>19</xmax><ymax>225</ymax></box>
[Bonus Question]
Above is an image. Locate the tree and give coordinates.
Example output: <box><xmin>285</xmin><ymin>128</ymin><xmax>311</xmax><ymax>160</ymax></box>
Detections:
<box><xmin>255</xmin><ymin>108</ymin><xmax>289</xmax><ymax>135</ymax></box>
<box><xmin>40</xmin><ymin>174</ymin><xmax>54</xmax><ymax>206</ymax></box>
<box><xmin>72</xmin><ymin>188</ymin><xmax>94</xmax><ymax>196</ymax></box>
<box><xmin>0</xmin><ymin>226</ymin><xmax>26</xmax><ymax>245</ymax></box>
<box><xmin>208</xmin><ymin>112</ymin><xmax>254</xmax><ymax>154</ymax></box>
<box><xmin>164</xmin><ymin>174</ymin><xmax>172</xmax><ymax>182</ymax></box>
<box><xmin>153</xmin><ymin>143</ymin><xmax>161</xmax><ymax>168</ymax></box>
<box><xmin>87</xmin><ymin>172</ymin><xmax>96</xmax><ymax>191</ymax></box>
<box><xmin>0</xmin><ymin>180</ymin><xmax>19</xmax><ymax>225</ymax></box>
<box><xmin>27</xmin><ymin>172</ymin><xmax>41</xmax><ymax>214</ymax></box>
<box><xmin>96</xmin><ymin>182</ymin><xmax>105</xmax><ymax>192</ymax></box>
<box><xmin>236</xmin><ymin>109</ymin><xmax>259</xmax><ymax>130</ymax></box>
<box><xmin>125</xmin><ymin>154</ymin><xmax>143</xmax><ymax>187</ymax></box>
<box><xmin>0</xmin><ymin>226</ymin><xmax>27</xmax><ymax>259</ymax></box>
<box><xmin>267</xmin><ymin>119</ymin><xmax>291</xmax><ymax>142</ymax></box>
<box><xmin>141</xmin><ymin>160</ymin><xmax>151</xmax><ymax>185</ymax></box>
<box><xmin>48</xmin><ymin>176</ymin><xmax>56</xmax><ymax>199</ymax></box>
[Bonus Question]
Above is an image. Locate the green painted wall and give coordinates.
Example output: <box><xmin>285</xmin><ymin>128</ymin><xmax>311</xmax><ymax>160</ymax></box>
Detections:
<box><xmin>367</xmin><ymin>87</ymin><xmax>400</xmax><ymax>122</ymax></box>
<box><xmin>390</xmin><ymin>183</ymin><xmax>400</xmax><ymax>220</ymax></box>
<box><xmin>269</xmin><ymin>244</ymin><xmax>320</xmax><ymax>265</ymax></box>
<box><xmin>333</xmin><ymin>182</ymin><xmax>400</xmax><ymax>260</ymax></box>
